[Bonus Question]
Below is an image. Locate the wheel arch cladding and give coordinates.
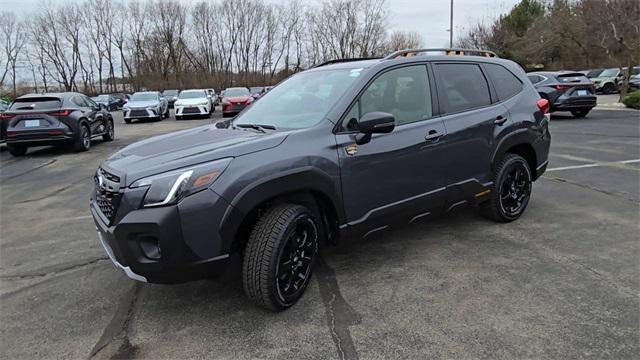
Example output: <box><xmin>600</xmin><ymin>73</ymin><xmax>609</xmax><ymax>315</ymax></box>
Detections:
<box><xmin>492</xmin><ymin>130</ymin><xmax>539</xmax><ymax>179</ymax></box>
<box><xmin>220</xmin><ymin>168</ymin><xmax>344</xmax><ymax>254</ymax></box>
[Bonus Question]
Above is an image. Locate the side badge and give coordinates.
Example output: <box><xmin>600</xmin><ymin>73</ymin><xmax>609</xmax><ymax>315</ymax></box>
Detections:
<box><xmin>345</xmin><ymin>143</ymin><xmax>358</xmax><ymax>156</ymax></box>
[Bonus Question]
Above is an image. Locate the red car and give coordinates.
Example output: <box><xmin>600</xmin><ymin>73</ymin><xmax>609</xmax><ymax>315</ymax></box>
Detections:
<box><xmin>221</xmin><ymin>87</ymin><xmax>253</xmax><ymax>117</ymax></box>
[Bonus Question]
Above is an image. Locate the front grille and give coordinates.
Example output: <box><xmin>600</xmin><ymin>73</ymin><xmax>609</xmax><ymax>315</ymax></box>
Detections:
<box><xmin>232</xmin><ymin>104</ymin><xmax>245</xmax><ymax>111</ymax></box>
<box><xmin>183</xmin><ymin>107</ymin><xmax>201</xmax><ymax>114</ymax></box>
<box><xmin>95</xmin><ymin>168</ymin><xmax>122</xmax><ymax>224</ymax></box>
<box><xmin>130</xmin><ymin>109</ymin><xmax>148</xmax><ymax>117</ymax></box>
<box><xmin>96</xmin><ymin>188</ymin><xmax>121</xmax><ymax>224</ymax></box>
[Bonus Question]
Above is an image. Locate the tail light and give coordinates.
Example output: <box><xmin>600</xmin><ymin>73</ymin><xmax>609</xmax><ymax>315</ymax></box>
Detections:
<box><xmin>48</xmin><ymin>109</ymin><xmax>72</xmax><ymax>116</ymax></box>
<box><xmin>0</xmin><ymin>113</ymin><xmax>15</xmax><ymax>120</ymax></box>
<box><xmin>536</xmin><ymin>99</ymin><xmax>550</xmax><ymax>114</ymax></box>
<box><xmin>554</xmin><ymin>84</ymin><xmax>573</xmax><ymax>90</ymax></box>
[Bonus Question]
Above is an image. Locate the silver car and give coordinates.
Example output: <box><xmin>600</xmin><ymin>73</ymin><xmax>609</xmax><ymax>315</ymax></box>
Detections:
<box><xmin>123</xmin><ymin>91</ymin><xmax>169</xmax><ymax>123</ymax></box>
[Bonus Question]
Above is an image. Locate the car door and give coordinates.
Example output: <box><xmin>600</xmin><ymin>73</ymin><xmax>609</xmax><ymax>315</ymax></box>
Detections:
<box><xmin>335</xmin><ymin>64</ymin><xmax>448</xmax><ymax>236</ymax></box>
<box><xmin>431</xmin><ymin>62</ymin><xmax>510</xmax><ymax>207</ymax></box>
<box><xmin>80</xmin><ymin>95</ymin><xmax>101</xmax><ymax>134</ymax></box>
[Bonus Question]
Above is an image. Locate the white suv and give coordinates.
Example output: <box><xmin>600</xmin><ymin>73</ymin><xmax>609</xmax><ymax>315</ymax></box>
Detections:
<box><xmin>174</xmin><ymin>89</ymin><xmax>212</xmax><ymax>120</ymax></box>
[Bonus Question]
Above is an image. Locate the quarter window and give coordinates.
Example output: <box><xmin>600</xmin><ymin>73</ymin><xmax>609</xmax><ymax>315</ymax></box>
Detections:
<box><xmin>527</xmin><ymin>75</ymin><xmax>542</xmax><ymax>84</ymax></box>
<box><xmin>433</xmin><ymin>63</ymin><xmax>491</xmax><ymax>114</ymax></box>
<box><xmin>484</xmin><ymin>63</ymin><xmax>523</xmax><ymax>100</ymax></box>
<box><xmin>342</xmin><ymin>65</ymin><xmax>432</xmax><ymax>131</ymax></box>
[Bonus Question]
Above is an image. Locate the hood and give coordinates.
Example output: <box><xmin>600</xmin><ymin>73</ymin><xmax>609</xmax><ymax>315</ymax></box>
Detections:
<box><xmin>126</xmin><ymin>100</ymin><xmax>159</xmax><ymax>108</ymax></box>
<box><xmin>224</xmin><ymin>96</ymin><xmax>252</xmax><ymax>103</ymax></box>
<box><xmin>590</xmin><ymin>77</ymin><xmax>615</xmax><ymax>83</ymax></box>
<box><xmin>175</xmin><ymin>98</ymin><xmax>208</xmax><ymax>106</ymax></box>
<box><xmin>102</xmin><ymin>124</ymin><xmax>288</xmax><ymax>185</ymax></box>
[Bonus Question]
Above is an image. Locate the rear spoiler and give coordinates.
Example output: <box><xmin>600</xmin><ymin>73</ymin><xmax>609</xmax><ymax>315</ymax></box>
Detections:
<box><xmin>556</xmin><ymin>73</ymin><xmax>588</xmax><ymax>78</ymax></box>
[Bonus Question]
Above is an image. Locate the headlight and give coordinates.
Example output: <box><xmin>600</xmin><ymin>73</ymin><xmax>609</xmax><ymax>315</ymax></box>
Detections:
<box><xmin>131</xmin><ymin>158</ymin><xmax>232</xmax><ymax>207</ymax></box>
<box><xmin>199</xmin><ymin>101</ymin><xmax>209</xmax><ymax>106</ymax></box>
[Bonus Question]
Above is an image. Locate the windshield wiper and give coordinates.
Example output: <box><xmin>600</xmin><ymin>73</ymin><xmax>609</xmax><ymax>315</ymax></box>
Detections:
<box><xmin>234</xmin><ymin>123</ymin><xmax>276</xmax><ymax>133</ymax></box>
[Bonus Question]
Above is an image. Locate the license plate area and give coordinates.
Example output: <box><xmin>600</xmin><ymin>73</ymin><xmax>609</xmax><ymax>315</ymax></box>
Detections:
<box><xmin>577</xmin><ymin>90</ymin><xmax>588</xmax><ymax>96</ymax></box>
<box><xmin>24</xmin><ymin>120</ymin><xmax>41</xmax><ymax>127</ymax></box>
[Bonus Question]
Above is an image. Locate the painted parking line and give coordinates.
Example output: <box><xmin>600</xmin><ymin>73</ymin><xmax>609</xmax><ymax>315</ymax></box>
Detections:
<box><xmin>547</xmin><ymin>159</ymin><xmax>640</xmax><ymax>172</ymax></box>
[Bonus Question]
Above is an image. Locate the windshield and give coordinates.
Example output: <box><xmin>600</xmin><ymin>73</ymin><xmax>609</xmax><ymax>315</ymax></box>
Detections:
<box><xmin>131</xmin><ymin>93</ymin><xmax>157</xmax><ymax>101</ymax></box>
<box><xmin>250</xmin><ymin>87</ymin><xmax>264</xmax><ymax>94</ymax></box>
<box><xmin>163</xmin><ymin>90</ymin><xmax>178</xmax><ymax>96</ymax></box>
<box><xmin>95</xmin><ymin>95</ymin><xmax>109</xmax><ymax>101</ymax></box>
<box><xmin>599</xmin><ymin>69</ymin><xmax>619</xmax><ymax>77</ymax></box>
<box><xmin>234</xmin><ymin>68</ymin><xmax>362</xmax><ymax>130</ymax></box>
<box><xmin>224</xmin><ymin>88</ymin><xmax>250</xmax><ymax>97</ymax></box>
<box><xmin>179</xmin><ymin>91</ymin><xmax>206</xmax><ymax>99</ymax></box>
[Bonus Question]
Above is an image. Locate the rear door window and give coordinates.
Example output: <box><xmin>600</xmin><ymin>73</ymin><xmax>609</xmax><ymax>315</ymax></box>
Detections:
<box><xmin>9</xmin><ymin>98</ymin><xmax>62</xmax><ymax>111</ymax></box>
<box><xmin>433</xmin><ymin>63</ymin><xmax>491</xmax><ymax>114</ymax></box>
<box><xmin>484</xmin><ymin>63</ymin><xmax>523</xmax><ymax>100</ymax></box>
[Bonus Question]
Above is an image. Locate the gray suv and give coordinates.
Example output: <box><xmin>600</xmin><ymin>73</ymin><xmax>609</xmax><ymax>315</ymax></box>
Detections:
<box><xmin>90</xmin><ymin>48</ymin><xmax>551</xmax><ymax>311</ymax></box>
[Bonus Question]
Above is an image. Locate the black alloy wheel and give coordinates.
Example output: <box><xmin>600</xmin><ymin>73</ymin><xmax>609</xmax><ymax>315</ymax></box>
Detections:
<box><xmin>243</xmin><ymin>204</ymin><xmax>320</xmax><ymax>311</ymax></box>
<box><xmin>498</xmin><ymin>162</ymin><xmax>531</xmax><ymax>218</ymax></box>
<box><xmin>480</xmin><ymin>154</ymin><xmax>532</xmax><ymax>222</ymax></box>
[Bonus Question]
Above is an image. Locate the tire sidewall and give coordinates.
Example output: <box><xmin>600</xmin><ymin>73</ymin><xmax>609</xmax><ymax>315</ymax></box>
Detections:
<box><xmin>270</xmin><ymin>210</ymin><xmax>319</xmax><ymax>308</ymax></box>
<box><xmin>495</xmin><ymin>156</ymin><xmax>532</xmax><ymax>221</ymax></box>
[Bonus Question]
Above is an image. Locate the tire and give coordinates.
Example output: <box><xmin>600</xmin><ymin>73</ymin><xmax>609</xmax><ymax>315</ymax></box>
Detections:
<box><xmin>7</xmin><ymin>144</ymin><xmax>27</xmax><ymax>156</ymax></box>
<box><xmin>164</xmin><ymin>107</ymin><xmax>169</xmax><ymax>119</ymax></box>
<box><xmin>243</xmin><ymin>204</ymin><xmax>320</xmax><ymax>311</ymax></box>
<box><xmin>480</xmin><ymin>154</ymin><xmax>532</xmax><ymax>222</ymax></box>
<box><xmin>570</xmin><ymin>109</ymin><xmax>590</xmax><ymax>118</ymax></box>
<box><xmin>102</xmin><ymin>118</ymin><xmax>114</xmax><ymax>141</ymax></box>
<box><xmin>124</xmin><ymin>118</ymin><xmax>132</xmax><ymax>124</ymax></box>
<box><xmin>602</xmin><ymin>83</ymin><xmax>615</xmax><ymax>94</ymax></box>
<box><xmin>176</xmin><ymin>116</ymin><xmax>182</xmax><ymax>121</ymax></box>
<box><xmin>74</xmin><ymin>124</ymin><xmax>91</xmax><ymax>152</ymax></box>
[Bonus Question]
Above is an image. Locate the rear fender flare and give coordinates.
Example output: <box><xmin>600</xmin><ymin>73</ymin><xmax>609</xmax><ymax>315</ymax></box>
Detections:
<box><xmin>491</xmin><ymin>128</ymin><xmax>537</xmax><ymax>169</ymax></box>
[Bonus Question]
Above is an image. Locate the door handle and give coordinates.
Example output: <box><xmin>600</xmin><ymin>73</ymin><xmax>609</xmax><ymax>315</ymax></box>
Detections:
<box><xmin>494</xmin><ymin>115</ymin><xmax>508</xmax><ymax>125</ymax></box>
<box><xmin>425</xmin><ymin>129</ymin><xmax>443</xmax><ymax>141</ymax></box>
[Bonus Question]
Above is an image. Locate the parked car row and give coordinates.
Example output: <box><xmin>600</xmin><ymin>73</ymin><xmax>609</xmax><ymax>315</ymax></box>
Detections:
<box><xmin>578</xmin><ymin>66</ymin><xmax>640</xmax><ymax>94</ymax></box>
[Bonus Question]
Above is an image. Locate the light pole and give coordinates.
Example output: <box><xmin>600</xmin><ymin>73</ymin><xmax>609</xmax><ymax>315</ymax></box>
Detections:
<box><xmin>449</xmin><ymin>0</ymin><xmax>454</xmax><ymax>48</ymax></box>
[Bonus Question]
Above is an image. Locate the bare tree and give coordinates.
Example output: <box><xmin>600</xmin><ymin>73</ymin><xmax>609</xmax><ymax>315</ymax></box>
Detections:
<box><xmin>0</xmin><ymin>12</ymin><xmax>26</xmax><ymax>96</ymax></box>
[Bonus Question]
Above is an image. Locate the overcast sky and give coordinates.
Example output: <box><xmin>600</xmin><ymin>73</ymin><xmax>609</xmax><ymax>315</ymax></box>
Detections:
<box><xmin>2</xmin><ymin>0</ymin><xmax>519</xmax><ymax>47</ymax></box>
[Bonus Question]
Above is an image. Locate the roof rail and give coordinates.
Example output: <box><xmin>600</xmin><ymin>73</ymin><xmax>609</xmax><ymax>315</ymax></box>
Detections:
<box><xmin>384</xmin><ymin>48</ymin><xmax>498</xmax><ymax>60</ymax></box>
<box><xmin>314</xmin><ymin>57</ymin><xmax>381</xmax><ymax>68</ymax></box>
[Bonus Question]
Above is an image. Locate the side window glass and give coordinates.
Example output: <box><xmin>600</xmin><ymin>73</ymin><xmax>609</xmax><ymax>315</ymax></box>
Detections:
<box><xmin>341</xmin><ymin>101</ymin><xmax>360</xmax><ymax>132</ymax></box>
<box><xmin>359</xmin><ymin>65</ymin><xmax>432</xmax><ymax>126</ymax></box>
<box><xmin>84</xmin><ymin>96</ymin><xmax>97</xmax><ymax>108</ymax></box>
<box><xmin>434</xmin><ymin>63</ymin><xmax>491</xmax><ymax>114</ymax></box>
<box><xmin>71</xmin><ymin>95</ymin><xmax>85</xmax><ymax>107</ymax></box>
<box><xmin>527</xmin><ymin>75</ymin><xmax>541</xmax><ymax>84</ymax></box>
<box><xmin>485</xmin><ymin>63</ymin><xmax>523</xmax><ymax>100</ymax></box>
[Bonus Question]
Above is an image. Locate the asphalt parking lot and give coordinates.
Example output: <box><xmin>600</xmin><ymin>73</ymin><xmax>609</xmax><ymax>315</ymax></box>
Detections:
<box><xmin>1</xmin><ymin>107</ymin><xmax>638</xmax><ymax>359</ymax></box>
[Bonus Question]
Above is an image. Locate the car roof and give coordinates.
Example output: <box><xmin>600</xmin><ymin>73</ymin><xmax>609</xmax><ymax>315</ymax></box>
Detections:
<box><xmin>133</xmin><ymin>91</ymin><xmax>159</xmax><ymax>95</ymax></box>
<box><xmin>16</xmin><ymin>92</ymin><xmax>79</xmax><ymax>99</ymax></box>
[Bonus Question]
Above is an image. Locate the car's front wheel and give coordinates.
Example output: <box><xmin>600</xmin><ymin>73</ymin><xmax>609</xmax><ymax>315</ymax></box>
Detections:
<box><xmin>481</xmin><ymin>154</ymin><xmax>532</xmax><ymax>222</ymax></box>
<box><xmin>243</xmin><ymin>204</ymin><xmax>319</xmax><ymax>311</ymax></box>
<box><xmin>570</xmin><ymin>109</ymin><xmax>590</xmax><ymax>118</ymax></box>
<box><xmin>602</xmin><ymin>83</ymin><xmax>615</xmax><ymax>94</ymax></box>
<box><xmin>7</xmin><ymin>144</ymin><xmax>27</xmax><ymax>157</ymax></box>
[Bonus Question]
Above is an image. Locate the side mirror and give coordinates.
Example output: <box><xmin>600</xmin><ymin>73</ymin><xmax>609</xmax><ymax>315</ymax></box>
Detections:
<box><xmin>355</xmin><ymin>112</ymin><xmax>395</xmax><ymax>145</ymax></box>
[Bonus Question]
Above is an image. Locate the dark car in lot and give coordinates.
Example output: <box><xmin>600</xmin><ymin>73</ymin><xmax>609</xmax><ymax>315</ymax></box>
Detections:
<box><xmin>162</xmin><ymin>89</ymin><xmax>180</xmax><ymax>108</ymax></box>
<box><xmin>92</xmin><ymin>94</ymin><xmax>121</xmax><ymax>111</ymax></box>
<box><xmin>2</xmin><ymin>92</ymin><xmax>114</xmax><ymax>156</ymax></box>
<box><xmin>110</xmin><ymin>93</ymin><xmax>129</xmax><ymax>108</ymax></box>
<box><xmin>91</xmin><ymin>48</ymin><xmax>551</xmax><ymax>311</ymax></box>
<box><xmin>527</xmin><ymin>71</ymin><xmax>596</xmax><ymax>117</ymax></box>
<box><xmin>221</xmin><ymin>87</ymin><xmax>253</xmax><ymax>117</ymax></box>
<box><xmin>0</xmin><ymin>99</ymin><xmax>10</xmax><ymax>143</ymax></box>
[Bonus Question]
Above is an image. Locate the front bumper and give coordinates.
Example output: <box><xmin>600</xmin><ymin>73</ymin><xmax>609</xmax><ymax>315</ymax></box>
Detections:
<box><xmin>222</xmin><ymin>103</ymin><xmax>248</xmax><ymax>115</ymax></box>
<box><xmin>90</xmin><ymin>187</ymin><xmax>242</xmax><ymax>284</ymax></box>
<box><xmin>175</xmin><ymin>105</ymin><xmax>209</xmax><ymax>116</ymax></box>
<box><xmin>124</xmin><ymin>108</ymin><xmax>160</xmax><ymax>120</ymax></box>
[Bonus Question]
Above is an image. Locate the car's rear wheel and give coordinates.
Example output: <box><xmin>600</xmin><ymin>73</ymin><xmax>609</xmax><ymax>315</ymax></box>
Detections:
<box><xmin>570</xmin><ymin>109</ymin><xmax>590</xmax><ymax>118</ymax></box>
<box><xmin>602</xmin><ymin>83</ymin><xmax>615</xmax><ymax>94</ymax></box>
<box><xmin>243</xmin><ymin>204</ymin><xmax>319</xmax><ymax>311</ymax></box>
<box><xmin>74</xmin><ymin>124</ymin><xmax>91</xmax><ymax>152</ymax></box>
<box><xmin>103</xmin><ymin>119</ymin><xmax>114</xmax><ymax>141</ymax></box>
<box><xmin>7</xmin><ymin>144</ymin><xmax>27</xmax><ymax>157</ymax></box>
<box><xmin>481</xmin><ymin>154</ymin><xmax>532</xmax><ymax>222</ymax></box>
